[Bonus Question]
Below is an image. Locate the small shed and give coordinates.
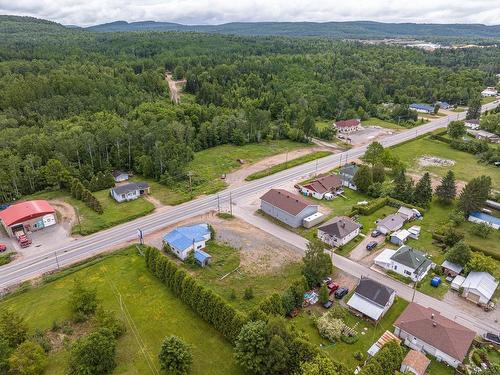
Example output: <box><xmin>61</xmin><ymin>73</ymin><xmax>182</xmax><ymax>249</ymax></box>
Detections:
<box><xmin>408</xmin><ymin>225</ymin><xmax>421</xmax><ymax>239</ymax></box>
<box><xmin>400</xmin><ymin>350</ymin><xmax>431</xmax><ymax>375</ymax></box>
<box><xmin>194</xmin><ymin>249</ymin><xmax>212</xmax><ymax>267</ymax></box>
<box><xmin>390</xmin><ymin>229</ymin><xmax>411</xmax><ymax>246</ymax></box>
<box><xmin>451</xmin><ymin>275</ymin><xmax>465</xmax><ymax>291</ymax></box>
<box><xmin>374</xmin><ymin>249</ymin><xmax>396</xmax><ymax>269</ymax></box>
<box><xmin>441</xmin><ymin>260</ymin><xmax>463</xmax><ymax>277</ymax></box>
<box><xmin>367</xmin><ymin>330</ymin><xmax>401</xmax><ymax>356</ymax></box>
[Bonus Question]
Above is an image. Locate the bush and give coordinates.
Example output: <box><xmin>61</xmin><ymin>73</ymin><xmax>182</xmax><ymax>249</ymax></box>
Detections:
<box><xmin>69</xmin><ymin>328</ymin><xmax>116</xmax><ymax>375</ymax></box>
<box><xmin>32</xmin><ymin>329</ymin><xmax>52</xmax><ymax>353</ymax></box>
<box><xmin>341</xmin><ymin>334</ymin><xmax>359</xmax><ymax>344</ymax></box>
<box><xmin>243</xmin><ymin>287</ymin><xmax>254</xmax><ymax>300</ymax></box>
<box><xmin>316</xmin><ymin>313</ymin><xmax>345</xmax><ymax>342</ymax></box>
<box><xmin>8</xmin><ymin>341</ymin><xmax>47</xmax><ymax>375</ymax></box>
<box><xmin>69</xmin><ymin>279</ymin><xmax>98</xmax><ymax>322</ymax></box>
<box><xmin>158</xmin><ymin>336</ymin><xmax>192</xmax><ymax>375</ymax></box>
<box><xmin>94</xmin><ymin>308</ymin><xmax>126</xmax><ymax>338</ymax></box>
<box><xmin>353</xmin><ymin>351</ymin><xmax>364</xmax><ymax>361</ymax></box>
<box><xmin>472</xmin><ymin>351</ymin><xmax>482</xmax><ymax>366</ymax></box>
<box><xmin>470</xmin><ymin>222</ymin><xmax>493</xmax><ymax>238</ymax></box>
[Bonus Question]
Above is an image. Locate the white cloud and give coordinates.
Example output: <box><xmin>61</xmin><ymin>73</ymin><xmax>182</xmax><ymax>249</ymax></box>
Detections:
<box><xmin>0</xmin><ymin>0</ymin><xmax>499</xmax><ymax>26</ymax></box>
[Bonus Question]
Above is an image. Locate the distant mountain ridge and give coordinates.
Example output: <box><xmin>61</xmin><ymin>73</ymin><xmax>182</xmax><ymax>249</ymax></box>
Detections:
<box><xmin>83</xmin><ymin>20</ymin><xmax>500</xmax><ymax>39</ymax></box>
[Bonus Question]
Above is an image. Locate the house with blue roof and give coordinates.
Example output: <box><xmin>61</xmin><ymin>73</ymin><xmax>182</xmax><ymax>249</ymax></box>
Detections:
<box><xmin>409</xmin><ymin>103</ymin><xmax>435</xmax><ymax>114</ymax></box>
<box><xmin>163</xmin><ymin>223</ymin><xmax>212</xmax><ymax>261</ymax></box>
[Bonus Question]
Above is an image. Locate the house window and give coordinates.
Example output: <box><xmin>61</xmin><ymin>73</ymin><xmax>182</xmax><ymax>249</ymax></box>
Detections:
<box><xmin>394</xmin><ymin>265</ymin><xmax>397</xmax><ymax>270</ymax></box>
<box><xmin>404</xmin><ymin>270</ymin><xmax>411</xmax><ymax>276</ymax></box>
<box><xmin>121</xmin><ymin>194</ymin><xmax>125</xmax><ymax>198</ymax></box>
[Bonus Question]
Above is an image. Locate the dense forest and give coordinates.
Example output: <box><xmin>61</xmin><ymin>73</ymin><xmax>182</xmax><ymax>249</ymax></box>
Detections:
<box><xmin>0</xmin><ymin>15</ymin><xmax>499</xmax><ymax>202</ymax></box>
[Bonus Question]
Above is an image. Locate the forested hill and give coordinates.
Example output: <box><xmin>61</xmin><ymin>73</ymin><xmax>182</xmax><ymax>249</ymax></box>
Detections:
<box><xmin>0</xmin><ymin>15</ymin><xmax>499</xmax><ymax>203</ymax></box>
<box><xmin>84</xmin><ymin>20</ymin><xmax>500</xmax><ymax>40</ymax></box>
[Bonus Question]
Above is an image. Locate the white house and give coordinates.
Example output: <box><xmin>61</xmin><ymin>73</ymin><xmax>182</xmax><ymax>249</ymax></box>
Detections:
<box><xmin>300</xmin><ymin>174</ymin><xmax>343</xmax><ymax>200</ymax></box>
<box><xmin>374</xmin><ymin>245</ymin><xmax>432</xmax><ymax>282</ymax></box>
<box><xmin>334</xmin><ymin>119</ymin><xmax>361</xmax><ymax>134</ymax></box>
<box><xmin>461</xmin><ymin>271</ymin><xmax>499</xmax><ymax>305</ymax></box>
<box><xmin>317</xmin><ymin>216</ymin><xmax>360</xmax><ymax>247</ymax></box>
<box><xmin>481</xmin><ymin>87</ymin><xmax>498</xmax><ymax>97</ymax></box>
<box><xmin>394</xmin><ymin>303</ymin><xmax>475</xmax><ymax>368</ymax></box>
<box><xmin>112</xmin><ymin>170</ymin><xmax>129</xmax><ymax>183</ymax></box>
<box><xmin>110</xmin><ymin>182</ymin><xmax>150</xmax><ymax>202</ymax></box>
<box><xmin>163</xmin><ymin>223</ymin><xmax>212</xmax><ymax>261</ymax></box>
<box><xmin>464</xmin><ymin>119</ymin><xmax>480</xmax><ymax>130</ymax></box>
<box><xmin>347</xmin><ymin>277</ymin><xmax>395</xmax><ymax>321</ymax></box>
<box><xmin>390</xmin><ymin>229</ymin><xmax>411</xmax><ymax>246</ymax></box>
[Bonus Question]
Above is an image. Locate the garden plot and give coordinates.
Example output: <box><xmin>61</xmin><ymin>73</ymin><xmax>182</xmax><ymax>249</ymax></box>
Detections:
<box><xmin>418</xmin><ymin>156</ymin><xmax>455</xmax><ymax>168</ymax></box>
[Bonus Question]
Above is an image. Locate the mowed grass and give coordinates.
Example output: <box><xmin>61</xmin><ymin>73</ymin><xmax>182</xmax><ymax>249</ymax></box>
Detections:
<box><xmin>292</xmin><ymin>298</ymin><xmax>409</xmax><ymax>370</ymax></box>
<box><xmin>245</xmin><ymin>151</ymin><xmax>332</xmax><ymax>181</ymax></box>
<box><xmin>391</xmin><ymin>136</ymin><xmax>500</xmax><ymax>187</ymax></box>
<box><xmin>22</xmin><ymin>190</ymin><xmax>155</xmax><ymax>235</ymax></box>
<box><xmin>180</xmin><ymin>241</ymin><xmax>303</xmax><ymax>311</ymax></box>
<box><xmin>0</xmin><ymin>248</ymin><xmax>242</xmax><ymax>375</ymax></box>
<box><xmin>361</xmin><ymin>117</ymin><xmax>404</xmax><ymax>130</ymax></box>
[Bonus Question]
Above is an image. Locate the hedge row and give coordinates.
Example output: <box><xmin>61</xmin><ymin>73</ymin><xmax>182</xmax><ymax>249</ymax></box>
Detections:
<box><xmin>144</xmin><ymin>246</ymin><xmax>247</xmax><ymax>343</ymax></box>
<box><xmin>351</xmin><ymin>196</ymin><xmax>425</xmax><ymax>216</ymax></box>
<box><xmin>429</xmin><ymin>134</ymin><xmax>452</xmax><ymax>144</ymax></box>
<box><xmin>69</xmin><ymin>177</ymin><xmax>103</xmax><ymax>214</ymax></box>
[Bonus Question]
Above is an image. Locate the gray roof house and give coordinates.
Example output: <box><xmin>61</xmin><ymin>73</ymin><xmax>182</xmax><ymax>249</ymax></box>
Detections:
<box><xmin>390</xmin><ymin>246</ymin><xmax>432</xmax><ymax>282</ymax></box>
<box><xmin>376</xmin><ymin>214</ymin><xmax>405</xmax><ymax>234</ymax></box>
<box><xmin>317</xmin><ymin>216</ymin><xmax>361</xmax><ymax>247</ymax></box>
<box><xmin>441</xmin><ymin>260</ymin><xmax>463</xmax><ymax>277</ymax></box>
<box><xmin>461</xmin><ymin>271</ymin><xmax>498</xmax><ymax>305</ymax></box>
<box><xmin>110</xmin><ymin>182</ymin><xmax>150</xmax><ymax>203</ymax></box>
<box><xmin>338</xmin><ymin>163</ymin><xmax>359</xmax><ymax>190</ymax></box>
<box><xmin>260</xmin><ymin>189</ymin><xmax>318</xmax><ymax>228</ymax></box>
<box><xmin>112</xmin><ymin>170</ymin><xmax>129</xmax><ymax>183</ymax></box>
<box><xmin>347</xmin><ymin>277</ymin><xmax>396</xmax><ymax>321</ymax></box>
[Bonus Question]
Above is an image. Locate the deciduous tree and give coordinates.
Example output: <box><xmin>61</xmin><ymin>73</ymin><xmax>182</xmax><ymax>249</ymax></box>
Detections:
<box><xmin>302</xmin><ymin>240</ymin><xmax>332</xmax><ymax>288</ymax></box>
<box><xmin>158</xmin><ymin>336</ymin><xmax>192</xmax><ymax>375</ymax></box>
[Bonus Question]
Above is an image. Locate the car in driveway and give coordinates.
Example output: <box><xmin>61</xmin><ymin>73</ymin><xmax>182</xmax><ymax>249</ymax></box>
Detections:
<box><xmin>323</xmin><ymin>300</ymin><xmax>333</xmax><ymax>309</ymax></box>
<box><xmin>334</xmin><ymin>287</ymin><xmax>349</xmax><ymax>299</ymax></box>
<box><xmin>366</xmin><ymin>241</ymin><xmax>378</xmax><ymax>251</ymax></box>
<box><xmin>371</xmin><ymin>230</ymin><xmax>382</xmax><ymax>238</ymax></box>
<box><xmin>483</xmin><ymin>332</ymin><xmax>500</xmax><ymax>346</ymax></box>
<box><xmin>0</xmin><ymin>244</ymin><xmax>6</xmax><ymax>253</ymax></box>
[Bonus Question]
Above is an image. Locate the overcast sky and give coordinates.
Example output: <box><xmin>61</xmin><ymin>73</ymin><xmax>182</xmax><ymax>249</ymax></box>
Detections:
<box><xmin>1</xmin><ymin>0</ymin><xmax>499</xmax><ymax>27</ymax></box>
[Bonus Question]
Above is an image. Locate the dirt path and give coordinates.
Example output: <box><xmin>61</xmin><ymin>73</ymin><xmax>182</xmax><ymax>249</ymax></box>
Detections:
<box><xmin>407</xmin><ymin>172</ymin><xmax>467</xmax><ymax>193</ymax></box>
<box><xmin>164</xmin><ymin>72</ymin><xmax>186</xmax><ymax>104</ymax></box>
<box><xmin>143</xmin><ymin>195</ymin><xmax>164</xmax><ymax>209</ymax></box>
<box><xmin>224</xmin><ymin>145</ymin><xmax>331</xmax><ymax>188</ymax></box>
<box><xmin>49</xmin><ymin>199</ymin><xmax>76</xmax><ymax>231</ymax></box>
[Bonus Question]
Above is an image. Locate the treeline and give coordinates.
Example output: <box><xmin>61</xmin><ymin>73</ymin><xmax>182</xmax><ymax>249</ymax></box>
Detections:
<box><xmin>0</xmin><ymin>16</ymin><xmax>498</xmax><ymax>202</ymax></box>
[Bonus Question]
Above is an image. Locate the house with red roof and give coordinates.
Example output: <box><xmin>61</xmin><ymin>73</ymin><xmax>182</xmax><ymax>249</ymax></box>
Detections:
<box><xmin>394</xmin><ymin>303</ymin><xmax>475</xmax><ymax>368</ymax></box>
<box><xmin>0</xmin><ymin>200</ymin><xmax>56</xmax><ymax>238</ymax></box>
<box><xmin>300</xmin><ymin>174</ymin><xmax>343</xmax><ymax>200</ymax></box>
<box><xmin>333</xmin><ymin>119</ymin><xmax>361</xmax><ymax>134</ymax></box>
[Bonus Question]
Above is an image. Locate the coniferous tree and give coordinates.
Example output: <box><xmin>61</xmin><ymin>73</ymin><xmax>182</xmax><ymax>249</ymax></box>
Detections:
<box><xmin>435</xmin><ymin>170</ymin><xmax>457</xmax><ymax>204</ymax></box>
<box><xmin>458</xmin><ymin>176</ymin><xmax>492</xmax><ymax>215</ymax></box>
<box><xmin>413</xmin><ymin>172</ymin><xmax>433</xmax><ymax>207</ymax></box>
<box><xmin>466</xmin><ymin>96</ymin><xmax>482</xmax><ymax>120</ymax></box>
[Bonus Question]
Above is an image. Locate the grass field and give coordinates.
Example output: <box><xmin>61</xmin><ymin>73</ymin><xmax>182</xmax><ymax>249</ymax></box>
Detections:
<box><xmin>292</xmin><ymin>298</ymin><xmax>409</xmax><ymax>370</ymax></box>
<box><xmin>1</xmin><ymin>247</ymin><xmax>242</xmax><ymax>375</ymax></box>
<box><xmin>179</xmin><ymin>241</ymin><xmax>303</xmax><ymax>311</ymax></box>
<box><xmin>361</xmin><ymin>117</ymin><xmax>404</xmax><ymax>130</ymax></box>
<box><xmin>24</xmin><ymin>190</ymin><xmax>155</xmax><ymax>235</ymax></box>
<box><xmin>481</xmin><ymin>96</ymin><xmax>497</xmax><ymax>104</ymax></box>
<box><xmin>245</xmin><ymin>151</ymin><xmax>332</xmax><ymax>181</ymax></box>
<box><xmin>391</xmin><ymin>136</ymin><xmax>500</xmax><ymax>188</ymax></box>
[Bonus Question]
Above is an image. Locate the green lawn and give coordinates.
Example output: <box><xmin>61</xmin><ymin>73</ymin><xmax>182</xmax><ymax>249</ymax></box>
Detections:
<box><xmin>292</xmin><ymin>298</ymin><xmax>409</xmax><ymax>370</ymax></box>
<box><xmin>179</xmin><ymin>241</ymin><xmax>303</xmax><ymax>311</ymax></box>
<box><xmin>1</xmin><ymin>247</ymin><xmax>242</xmax><ymax>375</ymax></box>
<box><xmin>245</xmin><ymin>151</ymin><xmax>332</xmax><ymax>181</ymax></box>
<box><xmin>23</xmin><ymin>190</ymin><xmax>155</xmax><ymax>235</ymax></box>
<box><xmin>481</xmin><ymin>96</ymin><xmax>497</xmax><ymax>104</ymax></box>
<box><xmin>450</xmin><ymin>107</ymin><xmax>467</xmax><ymax>113</ymax></box>
<box><xmin>427</xmin><ymin>359</ymin><xmax>455</xmax><ymax>375</ymax></box>
<box><xmin>130</xmin><ymin>176</ymin><xmax>189</xmax><ymax>205</ymax></box>
<box><xmin>417</xmin><ymin>274</ymin><xmax>450</xmax><ymax>300</ymax></box>
<box><xmin>361</xmin><ymin>117</ymin><xmax>404</xmax><ymax>130</ymax></box>
<box><xmin>391</xmin><ymin>136</ymin><xmax>500</xmax><ymax>188</ymax></box>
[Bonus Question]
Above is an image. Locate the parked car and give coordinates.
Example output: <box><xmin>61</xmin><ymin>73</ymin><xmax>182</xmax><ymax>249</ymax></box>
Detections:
<box><xmin>371</xmin><ymin>230</ymin><xmax>382</xmax><ymax>238</ymax></box>
<box><xmin>334</xmin><ymin>287</ymin><xmax>349</xmax><ymax>299</ymax></box>
<box><xmin>327</xmin><ymin>282</ymin><xmax>339</xmax><ymax>294</ymax></box>
<box><xmin>0</xmin><ymin>244</ymin><xmax>6</xmax><ymax>253</ymax></box>
<box><xmin>366</xmin><ymin>241</ymin><xmax>378</xmax><ymax>251</ymax></box>
<box><xmin>323</xmin><ymin>300</ymin><xmax>333</xmax><ymax>309</ymax></box>
<box><xmin>483</xmin><ymin>332</ymin><xmax>500</xmax><ymax>345</ymax></box>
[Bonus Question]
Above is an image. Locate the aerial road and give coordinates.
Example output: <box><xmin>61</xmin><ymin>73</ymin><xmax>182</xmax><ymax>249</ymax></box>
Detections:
<box><xmin>1</xmin><ymin>101</ymin><xmax>499</xmax><ymax>330</ymax></box>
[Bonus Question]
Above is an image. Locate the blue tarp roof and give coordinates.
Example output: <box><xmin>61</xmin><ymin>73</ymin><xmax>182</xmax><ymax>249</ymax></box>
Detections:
<box><xmin>163</xmin><ymin>223</ymin><xmax>210</xmax><ymax>251</ymax></box>
<box><xmin>470</xmin><ymin>211</ymin><xmax>500</xmax><ymax>226</ymax></box>
<box><xmin>194</xmin><ymin>249</ymin><xmax>211</xmax><ymax>263</ymax></box>
<box><xmin>410</xmin><ymin>103</ymin><xmax>434</xmax><ymax>112</ymax></box>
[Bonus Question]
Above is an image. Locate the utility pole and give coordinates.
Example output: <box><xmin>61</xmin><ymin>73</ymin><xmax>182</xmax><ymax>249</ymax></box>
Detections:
<box><xmin>187</xmin><ymin>171</ymin><xmax>193</xmax><ymax>198</ymax></box>
<box><xmin>315</xmin><ymin>159</ymin><xmax>318</xmax><ymax>177</ymax></box>
<box><xmin>229</xmin><ymin>192</ymin><xmax>233</xmax><ymax>216</ymax></box>
<box><xmin>76</xmin><ymin>207</ymin><xmax>81</xmax><ymax>234</ymax></box>
<box><xmin>217</xmin><ymin>194</ymin><xmax>221</xmax><ymax>213</ymax></box>
<box><xmin>412</xmin><ymin>279</ymin><xmax>418</xmax><ymax>302</ymax></box>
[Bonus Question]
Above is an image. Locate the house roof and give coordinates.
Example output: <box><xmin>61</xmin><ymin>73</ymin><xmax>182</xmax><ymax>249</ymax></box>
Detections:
<box><xmin>354</xmin><ymin>277</ymin><xmax>395</xmax><ymax>307</ymax></box>
<box><xmin>194</xmin><ymin>249</ymin><xmax>211</xmax><ymax>263</ymax></box>
<box><xmin>0</xmin><ymin>200</ymin><xmax>55</xmax><ymax>226</ymax></box>
<box><xmin>367</xmin><ymin>330</ymin><xmax>401</xmax><ymax>356</ymax></box>
<box><xmin>441</xmin><ymin>260</ymin><xmax>463</xmax><ymax>274</ymax></box>
<box><xmin>469</xmin><ymin>211</ymin><xmax>500</xmax><ymax>226</ymax></box>
<box><xmin>397</xmin><ymin>206</ymin><xmax>414</xmax><ymax>218</ymax></box>
<box><xmin>112</xmin><ymin>170</ymin><xmax>128</xmax><ymax>178</ymax></box>
<box><xmin>163</xmin><ymin>223</ymin><xmax>211</xmax><ymax>252</ymax></box>
<box><xmin>319</xmin><ymin>216</ymin><xmax>360</xmax><ymax>239</ymax></box>
<box><xmin>111</xmin><ymin>182</ymin><xmax>149</xmax><ymax>195</ymax></box>
<box><xmin>391</xmin><ymin>246</ymin><xmax>431</xmax><ymax>273</ymax></box>
<box><xmin>410</xmin><ymin>103</ymin><xmax>434</xmax><ymax>112</ymax></box>
<box><xmin>347</xmin><ymin>293</ymin><xmax>385</xmax><ymax>320</ymax></box>
<box><xmin>402</xmin><ymin>350</ymin><xmax>431</xmax><ymax>375</ymax></box>
<box><xmin>391</xmin><ymin>229</ymin><xmax>411</xmax><ymax>241</ymax></box>
<box><xmin>303</xmin><ymin>174</ymin><xmax>342</xmax><ymax>194</ymax></box>
<box><xmin>260</xmin><ymin>189</ymin><xmax>316</xmax><ymax>216</ymax></box>
<box><xmin>338</xmin><ymin>164</ymin><xmax>359</xmax><ymax>178</ymax></box>
<box><xmin>462</xmin><ymin>271</ymin><xmax>499</xmax><ymax>301</ymax></box>
<box><xmin>335</xmin><ymin>119</ymin><xmax>360</xmax><ymax>128</ymax></box>
<box><xmin>465</xmin><ymin>119</ymin><xmax>480</xmax><ymax>125</ymax></box>
<box><xmin>378</xmin><ymin>214</ymin><xmax>405</xmax><ymax>231</ymax></box>
<box><xmin>394</xmin><ymin>303</ymin><xmax>475</xmax><ymax>362</ymax></box>
<box><xmin>374</xmin><ymin>249</ymin><xmax>396</xmax><ymax>265</ymax></box>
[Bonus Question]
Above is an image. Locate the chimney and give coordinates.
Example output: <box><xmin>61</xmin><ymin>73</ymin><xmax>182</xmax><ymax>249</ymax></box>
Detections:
<box><xmin>431</xmin><ymin>313</ymin><xmax>435</xmax><ymax>320</ymax></box>
<box><xmin>432</xmin><ymin>321</ymin><xmax>437</xmax><ymax>327</ymax></box>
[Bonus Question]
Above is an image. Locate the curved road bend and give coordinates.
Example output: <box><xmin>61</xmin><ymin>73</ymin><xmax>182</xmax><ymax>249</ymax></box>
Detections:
<box><xmin>1</xmin><ymin>102</ymin><xmax>499</xmax><ymax>326</ymax></box>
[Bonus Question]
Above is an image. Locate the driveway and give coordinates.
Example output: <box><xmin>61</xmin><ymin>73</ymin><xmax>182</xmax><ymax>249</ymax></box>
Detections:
<box><xmin>348</xmin><ymin>234</ymin><xmax>385</xmax><ymax>262</ymax></box>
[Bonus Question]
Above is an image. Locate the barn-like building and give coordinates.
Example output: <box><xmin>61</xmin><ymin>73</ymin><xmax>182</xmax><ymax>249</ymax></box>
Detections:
<box><xmin>0</xmin><ymin>200</ymin><xmax>57</xmax><ymax>238</ymax></box>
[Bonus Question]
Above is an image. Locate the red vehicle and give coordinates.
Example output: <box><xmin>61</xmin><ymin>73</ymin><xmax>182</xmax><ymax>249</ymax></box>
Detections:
<box><xmin>14</xmin><ymin>231</ymin><xmax>32</xmax><ymax>248</ymax></box>
<box><xmin>327</xmin><ymin>281</ymin><xmax>339</xmax><ymax>294</ymax></box>
<box><xmin>0</xmin><ymin>244</ymin><xmax>6</xmax><ymax>252</ymax></box>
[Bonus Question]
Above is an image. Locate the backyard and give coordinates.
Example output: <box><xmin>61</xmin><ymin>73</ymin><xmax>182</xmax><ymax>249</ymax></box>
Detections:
<box><xmin>0</xmin><ymin>247</ymin><xmax>242</xmax><ymax>375</ymax></box>
<box><xmin>391</xmin><ymin>135</ymin><xmax>500</xmax><ymax>188</ymax></box>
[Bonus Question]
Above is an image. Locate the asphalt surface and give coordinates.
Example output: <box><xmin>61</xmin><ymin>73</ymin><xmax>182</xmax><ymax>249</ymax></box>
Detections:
<box><xmin>1</xmin><ymin>102</ymin><xmax>499</xmax><ymax>334</ymax></box>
